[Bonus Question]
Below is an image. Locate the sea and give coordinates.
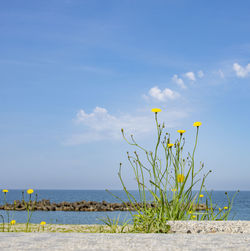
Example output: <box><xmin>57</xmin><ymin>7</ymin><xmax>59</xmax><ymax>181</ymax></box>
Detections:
<box><xmin>0</xmin><ymin>190</ymin><xmax>249</xmax><ymax>224</ymax></box>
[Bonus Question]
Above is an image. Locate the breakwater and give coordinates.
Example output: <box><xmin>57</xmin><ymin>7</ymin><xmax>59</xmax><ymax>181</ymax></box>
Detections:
<box><xmin>0</xmin><ymin>200</ymin><xmax>208</xmax><ymax>212</ymax></box>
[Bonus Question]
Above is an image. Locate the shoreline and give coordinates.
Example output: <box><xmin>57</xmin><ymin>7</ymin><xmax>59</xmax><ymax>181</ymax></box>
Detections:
<box><xmin>1</xmin><ymin>221</ymin><xmax>250</xmax><ymax>234</ymax></box>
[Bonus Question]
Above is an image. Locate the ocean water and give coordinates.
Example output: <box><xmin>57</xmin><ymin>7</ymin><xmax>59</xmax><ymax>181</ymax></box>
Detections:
<box><xmin>0</xmin><ymin>190</ymin><xmax>249</xmax><ymax>224</ymax></box>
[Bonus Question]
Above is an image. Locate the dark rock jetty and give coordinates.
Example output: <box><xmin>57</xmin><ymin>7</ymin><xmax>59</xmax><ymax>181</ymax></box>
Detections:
<box><xmin>0</xmin><ymin>200</ymin><xmax>208</xmax><ymax>212</ymax></box>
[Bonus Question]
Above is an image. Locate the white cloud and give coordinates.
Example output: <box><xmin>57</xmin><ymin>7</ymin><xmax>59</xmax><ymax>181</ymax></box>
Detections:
<box><xmin>65</xmin><ymin>107</ymin><xmax>188</xmax><ymax>145</ymax></box>
<box><xmin>148</xmin><ymin>86</ymin><xmax>180</xmax><ymax>102</ymax></box>
<box><xmin>185</xmin><ymin>72</ymin><xmax>196</xmax><ymax>81</ymax></box>
<box><xmin>233</xmin><ymin>62</ymin><xmax>250</xmax><ymax>78</ymax></box>
<box><xmin>172</xmin><ymin>74</ymin><xmax>186</xmax><ymax>89</ymax></box>
<box><xmin>197</xmin><ymin>70</ymin><xmax>204</xmax><ymax>78</ymax></box>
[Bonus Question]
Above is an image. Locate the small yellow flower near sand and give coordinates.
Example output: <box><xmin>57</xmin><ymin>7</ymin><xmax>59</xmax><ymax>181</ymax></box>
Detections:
<box><xmin>171</xmin><ymin>188</ymin><xmax>177</xmax><ymax>192</ymax></box>
<box><xmin>40</xmin><ymin>221</ymin><xmax>46</xmax><ymax>226</ymax></box>
<box><xmin>168</xmin><ymin>143</ymin><xmax>174</xmax><ymax>148</ymax></box>
<box><xmin>193</xmin><ymin>122</ymin><xmax>202</xmax><ymax>127</ymax></box>
<box><xmin>27</xmin><ymin>189</ymin><xmax>34</xmax><ymax>194</ymax></box>
<box><xmin>2</xmin><ymin>189</ymin><xmax>8</xmax><ymax>193</ymax></box>
<box><xmin>192</xmin><ymin>215</ymin><xmax>196</xmax><ymax>219</ymax></box>
<box><xmin>199</xmin><ymin>194</ymin><xmax>204</xmax><ymax>198</ymax></box>
<box><xmin>224</xmin><ymin>206</ymin><xmax>228</xmax><ymax>210</ymax></box>
<box><xmin>177</xmin><ymin>174</ymin><xmax>185</xmax><ymax>183</ymax></box>
<box><xmin>177</xmin><ymin>130</ymin><xmax>186</xmax><ymax>134</ymax></box>
<box><xmin>10</xmin><ymin>220</ymin><xmax>16</xmax><ymax>225</ymax></box>
<box><xmin>151</xmin><ymin>108</ymin><xmax>162</xmax><ymax>113</ymax></box>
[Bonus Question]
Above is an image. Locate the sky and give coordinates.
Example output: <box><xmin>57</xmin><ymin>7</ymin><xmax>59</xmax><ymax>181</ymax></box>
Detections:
<box><xmin>0</xmin><ymin>0</ymin><xmax>250</xmax><ymax>190</ymax></box>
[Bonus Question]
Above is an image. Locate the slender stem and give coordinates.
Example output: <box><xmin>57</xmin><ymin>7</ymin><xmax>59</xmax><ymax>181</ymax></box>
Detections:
<box><xmin>0</xmin><ymin>215</ymin><xmax>4</xmax><ymax>232</ymax></box>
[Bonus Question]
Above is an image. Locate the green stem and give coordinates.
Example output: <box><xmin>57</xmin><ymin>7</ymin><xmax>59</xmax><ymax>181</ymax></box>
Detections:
<box><xmin>0</xmin><ymin>215</ymin><xmax>4</xmax><ymax>232</ymax></box>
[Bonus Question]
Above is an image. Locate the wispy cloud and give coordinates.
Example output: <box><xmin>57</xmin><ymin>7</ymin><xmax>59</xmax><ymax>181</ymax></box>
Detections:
<box><xmin>185</xmin><ymin>71</ymin><xmax>196</xmax><ymax>81</ymax></box>
<box><xmin>172</xmin><ymin>74</ymin><xmax>186</xmax><ymax>89</ymax></box>
<box><xmin>233</xmin><ymin>62</ymin><xmax>250</xmax><ymax>78</ymax></box>
<box><xmin>65</xmin><ymin>106</ymin><xmax>188</xmax><ymax>145</ymax></box>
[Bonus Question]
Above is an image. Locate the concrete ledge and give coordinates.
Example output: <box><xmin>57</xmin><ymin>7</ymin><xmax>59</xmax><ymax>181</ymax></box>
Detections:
<box><xmin>0</xmin><ymin>221</ymin><xmax>250</xmax><ymax>250</ymax></box>
<box><xmin>0</xmin><ymin>232</ymin><xmax>250</xmax><ymax>250</ymax></box>
<box><xmin>167</xmin><ymin>220</ymin><xmax>250</xmax><ymax>234</ymax></box>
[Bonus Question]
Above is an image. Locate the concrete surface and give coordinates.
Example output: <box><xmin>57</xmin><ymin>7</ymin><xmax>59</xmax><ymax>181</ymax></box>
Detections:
<box><xmin>0</xmin><ymin>233</ymin><xmax>250</xmax><ymax>251</ymax></box>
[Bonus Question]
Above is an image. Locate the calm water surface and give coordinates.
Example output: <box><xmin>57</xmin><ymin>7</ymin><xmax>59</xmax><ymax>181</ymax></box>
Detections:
<box><xmin>0</xmin><ymin>190</ymin><xmax>249</xmax><ymax>224</ymax></box>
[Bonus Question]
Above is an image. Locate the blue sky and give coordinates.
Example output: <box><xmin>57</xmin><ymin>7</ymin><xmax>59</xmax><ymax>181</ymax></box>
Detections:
<box><xmin>0</xmin><ymin>0</ymin><xmax>250</xmax><ymax>190</ymax></box>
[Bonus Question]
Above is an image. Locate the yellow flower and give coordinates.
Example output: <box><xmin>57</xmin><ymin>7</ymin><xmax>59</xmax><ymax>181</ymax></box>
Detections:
<box><xmin>199</xmin><ymin>194</ymin><xmax>204</xmax><ymax>198</ymax></box>
<box><xmin>2</xmin><ymin>189</ymin><xmax>8</xmax><ymax>193</ymax></box>
<box><xmin>167</xmin><ymin>143</ymin><xmax>174</xmax><ymax>148</ymax></box>
<box><xmin>10</xmin><ymin>220</ymin><xmax>16</xmax><ymax>225</ymax></box>
<box><xmin>192</xmin><ymin>215</ymin><xmax>196</xmax><ymax>219</ymax></box>
<box><xmin>219</xmin><ymin>208</ymin><xmax>222</xmax><ymax>211</ymax></box>
<box><xmin>188</xmin><ymin>211</ymin><xmax>192</xmax><ymax>214</ymax></box>
<box><xmin>40</xmin><ymin>221</ymin><xmax>46</xmax><ymax>226</ymax></box>
<box><xmin>177</xmin><ymin>174</ymin><xmax>185</xmax><ymax>183</ymax></box>
<box><xmin>224</xmin><ymin>206</ymin><xmax>228</xmax><ymax>210</ymax></box>
<box><xmin>193</xmin><ymin>122</ymin><xmax>202</xmax><ymax>127</ymax></box>
<box><xmin>177</xmin><ymin>130</ymin><xmax>186</xmax><ymax>134</ymax></box>
<box><xmin>27</xmin><ymin>189</ymin><xmax>34</xmax><ymax>194</ymax></box>
<box><xmin>171</xmin><ymin>188</ymin><xmax>177</xmax><ymax>192</ymax></box>
<box><xmin>151</xmin><ymin>108</ymin><xmax>162</xmax><ymax>113</ymax></box>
